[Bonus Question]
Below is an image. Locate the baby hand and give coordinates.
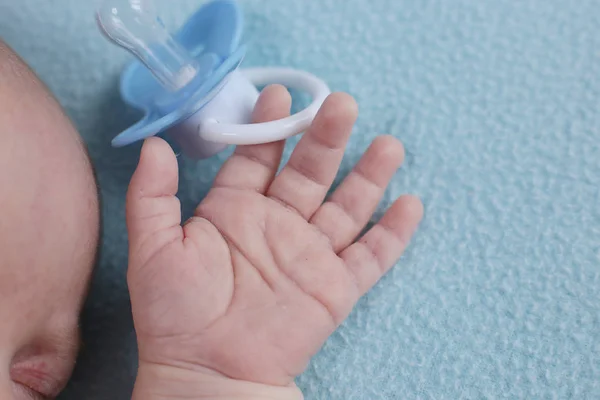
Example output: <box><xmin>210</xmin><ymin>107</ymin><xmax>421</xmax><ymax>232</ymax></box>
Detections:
<box><xmin>125</xmin><ymin>86</ymin><xmax>423</xmax><ymax>399</ymax></box>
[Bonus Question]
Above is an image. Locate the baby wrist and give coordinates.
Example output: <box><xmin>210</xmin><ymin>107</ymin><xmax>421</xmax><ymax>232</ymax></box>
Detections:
<box><xmin>132</xmin><ymin>362</ymin><xmax>304</xmax><ymax>400</ymax></box>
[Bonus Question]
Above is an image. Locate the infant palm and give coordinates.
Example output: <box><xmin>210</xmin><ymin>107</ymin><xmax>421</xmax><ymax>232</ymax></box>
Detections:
<box><xmin>125</xmin><ymin>86</ymin><xmax>423</xmax><ymax>387</ymax></box>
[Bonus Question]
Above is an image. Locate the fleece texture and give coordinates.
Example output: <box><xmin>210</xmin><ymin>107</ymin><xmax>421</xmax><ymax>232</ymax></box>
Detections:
<box><xmin>1</xmin><ymin>0</ymin><xmax>599</xmax><ymax>398</ymax></box>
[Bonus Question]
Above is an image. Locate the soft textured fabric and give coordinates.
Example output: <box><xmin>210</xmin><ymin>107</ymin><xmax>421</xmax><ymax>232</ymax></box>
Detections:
<box><xmin>1</xmin><ymin>0</ymin><xmax>599</xmax><ymax>398</ymax></box>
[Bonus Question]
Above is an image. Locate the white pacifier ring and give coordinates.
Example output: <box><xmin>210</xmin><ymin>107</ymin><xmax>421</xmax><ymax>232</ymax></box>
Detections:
<box><xmin>198</xmin><ymin>67</ymin><xmax>331</xmax><ymax>145</ymax></box>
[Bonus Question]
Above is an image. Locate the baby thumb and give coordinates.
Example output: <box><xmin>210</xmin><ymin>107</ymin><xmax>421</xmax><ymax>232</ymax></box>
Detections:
<box><xmin>126</xmin><ymin>137</ymin><xmax>183</xmax><ymax>267</ymax></box>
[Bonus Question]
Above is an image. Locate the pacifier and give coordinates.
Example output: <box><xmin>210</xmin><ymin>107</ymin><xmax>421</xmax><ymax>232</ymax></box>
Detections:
<box><xmin>96</xmin><ymin>0</ymin><xmax>331</xmax><ymax>159</ymax></box>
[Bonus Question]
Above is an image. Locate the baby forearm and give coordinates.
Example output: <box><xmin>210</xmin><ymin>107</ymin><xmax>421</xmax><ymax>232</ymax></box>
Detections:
<box><xmin>132</xmin><ymin>362</ymin><xmax>304</xmax><ymax>400</ymax></box>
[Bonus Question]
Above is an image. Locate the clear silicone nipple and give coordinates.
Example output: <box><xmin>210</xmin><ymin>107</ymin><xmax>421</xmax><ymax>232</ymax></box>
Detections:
<box><xmin>96</xmin><ymin>0</ymin><xmax>199</xmax><ymax>92</ymax></box>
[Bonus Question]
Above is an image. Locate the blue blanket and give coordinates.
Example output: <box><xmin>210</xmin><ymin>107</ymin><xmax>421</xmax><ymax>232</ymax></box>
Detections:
<box><xmin>1</xmin><ymin>0</ymin><xmax>599</xmax><ymax>398</ymax></box>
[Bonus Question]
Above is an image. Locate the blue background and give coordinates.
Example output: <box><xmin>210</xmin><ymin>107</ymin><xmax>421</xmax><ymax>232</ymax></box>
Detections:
<box><xmin>1</xmin><ymin>0</ymin><xmax>599</xmax><ymax>398</ymax></box>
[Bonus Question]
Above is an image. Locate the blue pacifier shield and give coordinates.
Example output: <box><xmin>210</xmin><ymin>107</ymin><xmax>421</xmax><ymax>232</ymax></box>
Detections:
<box><xmin>111</xmin><ymin>0</ymin><xmax>246</xmax><ymax>147</ymax></box>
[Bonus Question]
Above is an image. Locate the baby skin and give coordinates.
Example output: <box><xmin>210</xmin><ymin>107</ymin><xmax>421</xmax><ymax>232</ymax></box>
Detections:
<box><xmin>0</xmin><ymin>40</ymin><xmax>100</xmax><ymax>399</ymax></box>
<box><xmin>126</xmin><ymin>86</ymin><xmax>424</xmax><ymax>399</ymax></box>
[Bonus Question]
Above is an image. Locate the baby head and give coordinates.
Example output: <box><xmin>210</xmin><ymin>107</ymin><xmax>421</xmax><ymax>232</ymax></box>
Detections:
<box><xmin>0</xmin><ymin>41</ymin><xmax>100</xmax><ymax>398</ymax></box>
